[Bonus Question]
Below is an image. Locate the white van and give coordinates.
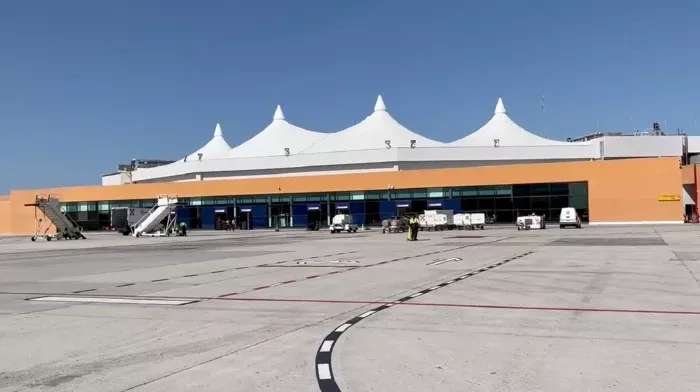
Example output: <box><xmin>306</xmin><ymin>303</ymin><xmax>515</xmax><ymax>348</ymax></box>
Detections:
<box><xmin>559</xmin><ymin>207</ymin><xmax>581</xmax><ymax>229</ymax></box>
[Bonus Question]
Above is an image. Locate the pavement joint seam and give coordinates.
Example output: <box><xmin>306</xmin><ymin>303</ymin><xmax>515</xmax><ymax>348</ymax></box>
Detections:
<box><xmin>216</xmin><ymin>237</ymin><xmax>509</xmax><ymax>299</ymax></box>
<box><xmin>314</xmin><ymin>249</ymin><xmax>534</xmax><ymax>392</ymax></box>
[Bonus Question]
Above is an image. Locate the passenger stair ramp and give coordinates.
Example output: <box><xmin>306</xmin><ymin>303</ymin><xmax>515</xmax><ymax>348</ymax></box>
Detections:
<box><xmin>132</xmin><ymin>195</ymin><xmax>179</xmax><ymax>237</ymax></box>
<box><xmin>25</xmin><ymin>195</ymin><xmax>85</xmax><ymax>241</ymax></box>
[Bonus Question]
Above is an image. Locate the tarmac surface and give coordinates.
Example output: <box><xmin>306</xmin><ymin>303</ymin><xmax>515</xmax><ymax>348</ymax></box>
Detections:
<box><xmin>1</xmin><ymin>225</ymin><xmax>700</xmax><ymax>391</ymax></box>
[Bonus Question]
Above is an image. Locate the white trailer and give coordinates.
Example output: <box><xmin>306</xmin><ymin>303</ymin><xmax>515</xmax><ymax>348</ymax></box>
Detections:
<box><xmin>516</xmin><ymin>214</ymin><xmax>546</xmax><ymax>230</ymax></box>
<box><xmin>454</xmin><ymin>213</ymin><xmax>469</xmax><ymax>229</ymax></box>
<box><xmin>330</xmin><ymin>214</ymin><xmax>358</xmax><ymax>233</ymax></box>
<box><xmin>469</xmin><ymin>213</ymin><xmax>486</xmax><ymax>230</ymax></box>
<box><xmin>454</xmin><ymin>213</ymin><xmax>485</xmax><ymax>230</ymax></box>
<box><xmin>420</xmin><ymin>210</ymin><xmax>448</xmax><ymax>231</ymax></box>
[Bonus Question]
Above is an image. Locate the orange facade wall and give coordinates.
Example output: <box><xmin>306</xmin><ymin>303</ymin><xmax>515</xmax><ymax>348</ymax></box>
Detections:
<box><xmin>0</xmin><ymin>197</ymin><xmax>10</xmax><ymax>235</ymax></box>
<box><xmin>682</xmin><ymin>164</ymin><xmax>696</xmax><ymax>184</ymax></box>
<box><xmin>4</xmin><ymin>157</ymin><xmax>684</xmax><ymax>234</ymax></box>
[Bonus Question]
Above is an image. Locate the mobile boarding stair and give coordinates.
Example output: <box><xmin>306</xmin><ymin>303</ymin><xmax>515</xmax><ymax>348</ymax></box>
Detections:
<box><xmin>131</xmin><ymin>195</ymin><xmax>180</xmax><ymax>237</ymax></box>
<box><xmin>25</xmin><ymin>195</ymin><xmax>86</xmax><ymax>241</ymax></box>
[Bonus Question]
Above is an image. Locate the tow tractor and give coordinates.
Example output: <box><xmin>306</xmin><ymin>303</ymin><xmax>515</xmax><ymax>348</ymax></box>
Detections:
<box><xmin>330</xmin><ymin>214</ymin><xmax>358</xmax><ymax>233</ymax></box>
<box><xmin>516</xmin><ymin>214</ymin><xmax>546</xmax><ymax>230</ymax></box>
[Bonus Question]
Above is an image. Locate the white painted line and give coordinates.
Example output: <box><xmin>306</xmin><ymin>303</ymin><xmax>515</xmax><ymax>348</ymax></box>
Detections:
<box><xmin>429</xmin><ymin>286</ymin><xmax>439</xmax><ymax>290</ymax></box>
<box><xmin>335</xmin><ymin>323</ymin><xmax>352</xmax><ymax>332</ymax></box>
<box><xmin>28</xmin><ymin>296</ymin><xmax>195</xmax><ymax>306</ymax></box>
<box><xmin>317</xmin><ymin>364</ymin><xmax>332</xmax><ymax>380</ymax></box>
<box><xmin>410</xmin><ymin>293</ymin><xmax>423</xmax><ymax>298</ymax></box>
<box><xmin>320</xmin><ymin>340</ymin><xmax>335</xmax><ymax>352</ymax></box>
<box><xmin>359</xmin><ymin>310</ymin><xmax>376</xmax><ymax>318</ymax></box>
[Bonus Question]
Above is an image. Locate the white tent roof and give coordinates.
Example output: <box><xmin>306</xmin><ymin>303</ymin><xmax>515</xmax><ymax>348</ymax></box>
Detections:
<box><xmin>227</xmin><ymin>105</ymin><xmax>326</xmax><ymax>158</ymax></box>
<box><xmin>451</xmin><ymin>98</ymin><xmax>570</xmax><ymax>146</ymax></box>
<box><xmin>179</xmin><ymin>123</ymin><xmax>232</xmax><ymax>162</ymax></box>
<box><xmin>301</xmin><ymin>95</ymin><xmax>443</xmax><ymax>154</ymax></box>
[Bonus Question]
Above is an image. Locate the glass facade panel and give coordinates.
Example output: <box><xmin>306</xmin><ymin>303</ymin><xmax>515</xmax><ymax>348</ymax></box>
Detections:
<box><xmin>569</xmin><ymin>182</ymin><xmax>588</xmax><ymax>195</ymax></box>
<box><xmin>351</xmin><ymin>192</ymin><xmax>365</xmax><ymax>200</ymax></box>
<box><xmin>394</xmin><ymin>191</ymin><xmax>412</xmax><ymax>199</ymax></box>
<box><xmin>334</xmin><ymin>193</ymin><xmax>351</xmax><ymax>201</ymax></box>
<box><xmin>477</xmin><ymin>187</ymin><xmax>495</xmax><ymax>196</ymax></box>
<box><xmin>461</xmin><ymin>188</ymin><xmax>478</xmax><ymax>196</ymax></box>
<box><xmin>494</xmin><ymin>186</ymin><xmax>512</xmax><ymax>196</ymax></box>
<box><xmin>427</xmin><ymin>188</ymin><xmax>444</xmax><ymax>198</ymax></box>
<box><xmin>74</xmin><ymin>181</ymin><xmax>589</xmax><ymax>231</ymax></box>
<box><xmin>530</xmin><ymin>183</ymin><xmax>549</xmax><ymax>196</ymax></box>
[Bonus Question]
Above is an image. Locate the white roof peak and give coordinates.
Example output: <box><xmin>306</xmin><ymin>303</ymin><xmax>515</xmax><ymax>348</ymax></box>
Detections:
<box><xmin>213</xmin><ymin>123</ymin><xmax>223</xmax><ymax>137</ymax></box>
<box><xmin>495</xmin><ymin>97</ymin><xmax>506</xmax><ymax>114</ymax></box>
<box><xmin>374</xmin><ymin>95</ymin><xmax>386</xmax><ymax>112</ymax></box>
<box><xmin>273</xmin><ymin>105</ymin><xmax>285</xmax><ymax>121</ymax></box>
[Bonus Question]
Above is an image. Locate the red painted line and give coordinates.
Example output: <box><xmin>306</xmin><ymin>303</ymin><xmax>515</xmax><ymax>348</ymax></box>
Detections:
<box><xmin>218</xmin><ymin>297</ymin><xmax>700</xmax><ymax>316</ymax></box>
<box><xmin>252</xmin><ymin>285</ymin><xmax>271</xmax><ymax>291</ymax></box>
<box><xmin>306</xmin><ymin>275</ymin><xmax>320</xmax><ymax>279</ymax></box>
<box><xmin>281</xmin><ymin>280</ymin><xmax>297</xmax><ymax>284</ymax></box>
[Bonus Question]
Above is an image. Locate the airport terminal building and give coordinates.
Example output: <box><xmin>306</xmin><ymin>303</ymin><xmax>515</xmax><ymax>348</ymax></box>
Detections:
<box><xmin>2</xmin><ymin>96</ymin><xmax>700</xmax><ymax>235</ymax></box>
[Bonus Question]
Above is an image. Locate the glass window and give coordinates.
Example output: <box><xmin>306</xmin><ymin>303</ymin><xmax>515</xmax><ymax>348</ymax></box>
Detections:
<box><xmin>393</xmin><ymin>191</ymin><xmax>411</xmax><ymax>199</ymax></box>
<box><xmin>494</xmin><ymin>186</ymin><xmax>512</xmax><ymax>196</ymax></box>
<box><xmin>550</xmin><ymin>183</ymin><xmax>569</xmax><ymax>196</ymax></box>
<box><xmin>60</xmin><ymin>205</ymin><xmax>67</xmax><ymax>213</ymax></box>
<box><xmin>305</xmin><ymin>194</ymin><xmax>324</xmax><ymax>201</ymax></box>
<box><xmin>569</xmin><ymin>182</ymin><xmax>588</xmax><ymax>195</ymax></box>
<box><xmin>461</xmin><ymin>197</ymin><xmax>478</xmax><ymax>211</ymax></box>
<box><xmin>494</xmin><ymin>197</ymin><xmax>513</xmax><ymax>211</ymax></box>
<box><xmin>514</xmin><ymin>197</ymin><xmax>530</xmax><ymax>212</ymax></box>
<box><xmin>214</xmin><ymin>197</ymin><xmax>229</xmax><ymax>205</ymax></box>
<box><xmin>335</xmin><ymin>193</ymin><xmax>351</xmax><ymax>201</ymax></box>
<box><xmin>351</xmin><ymin>192</ymin><xmax>364</xmax><ymax>200</ymax></box>
<box><xmin>278</xmin><ymin>195</ymin><xmax>291</xmax><ymax>202</ymax></box>
<box><xmin>460</xmin><ymin>188</ymin><xmax>478</xmax><ymax>197</ymax></box>
<box><xmin>270</xmin><ymin>196</ymin><xmax>280</xmax><ymax>203</ymax></box>
<box><xmin>478</xmin><ymin>187</ymin><xmax>495</xmax><ymax>196</ymax></box>
<box><xmin>427</xmin><ymin>188</ymin><xmax>444</xmax><ymax>198</ymax></box>
<box><xmin>530</xmin><ymin>183</ymin><xmax>549</xmax><ymax>196</ymax></box>
<box><xmin>78</xmin><ymin>202</ymin><xmax>89</xmax><ymax>212</ymax></box>
<box><xmin>201</xmin><ymin>198</ymin><xmax>215</xmax><ymax>206</ymax></box>
<box><xmin>412</xmin><ymin>190</ymin><xmax>427</xmax><ymax>198</ymax></box>
<box><xmin>569</xmin><ymin>195</ymin><xmax>588</xmax><ymax>209</ymax></box>
<box><xmin>98</xmin><ymin>201</ymin><xmax>110</xmax><ymax>211</ymax></box>
<box><xmin>531</xmin><ymin>196</ymin><xmax>550</xmax><ymax>210</ymax></box>
<box><xmin>190</xmin><ymin>198</ymin><xmax>202</xmax><ymax>206</ymax></box>
<box><xmin>237</xmin><ymin>197</ymin><xmax>253</xmax><ymax>204</ymax></box>
<box><xmin>141</xmin><ymin>200</ymin><xmax>155</xmax><ymax>208</ymax></box>
<box><xmin>477</xmin><ymin>198</ymin><xmax>494</xmax><ymax>210</ymax></box>
<box><xmin>512</xmin><ymin>184</ymin><xmax>530</xmax><ymax>197</ymax></box>
<box><xmin>253</xmin><ymin>197</ymin><xmax>268</xmax><ymax>204</ymax></box>
<box><xmin>550</xmin><ymin>196</ymin><xmax>569</xmax><ymax>210</ymax></box>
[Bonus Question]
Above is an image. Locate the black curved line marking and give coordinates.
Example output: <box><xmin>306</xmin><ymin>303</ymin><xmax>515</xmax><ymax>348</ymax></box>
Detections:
<box><xmin>314</xmin><ymin>250</ymin><xmax>535</xmax><ymax>392</ymax></box>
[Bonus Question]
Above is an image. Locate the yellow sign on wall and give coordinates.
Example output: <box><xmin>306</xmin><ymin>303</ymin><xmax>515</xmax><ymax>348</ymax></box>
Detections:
<box><xmin>658</xmin><ymin>195</ymin><xmax>681</xmax><ymax>201</ymax></box>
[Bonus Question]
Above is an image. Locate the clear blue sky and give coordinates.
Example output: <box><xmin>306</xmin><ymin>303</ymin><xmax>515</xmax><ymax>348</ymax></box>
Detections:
<box><xmin>1</xmin><ymin>0</ymin><xmax>698</xmax><ymax>193</ymax></box>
